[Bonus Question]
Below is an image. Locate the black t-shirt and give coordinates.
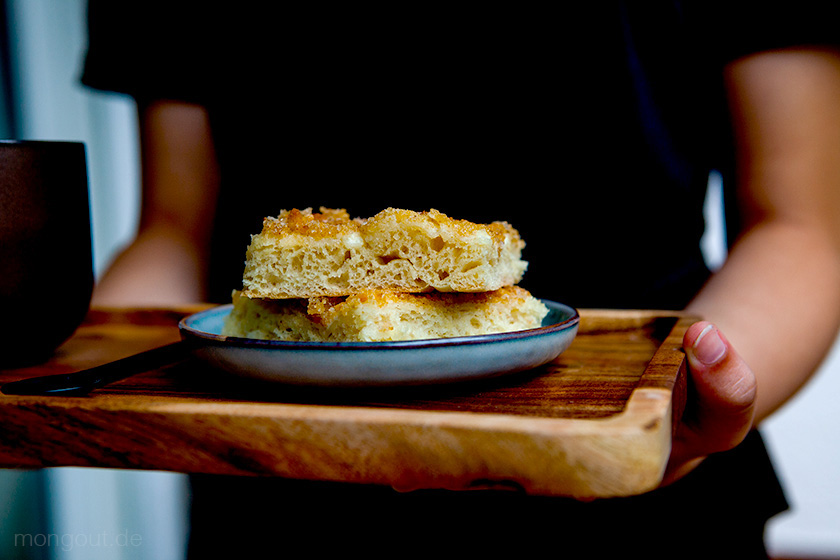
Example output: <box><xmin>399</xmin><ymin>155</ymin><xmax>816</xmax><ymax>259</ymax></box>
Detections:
<box><xmin>82</xmin><ymin>2</ymin><xmax>799</xmax><ymax>307</ymax></box>
<box><xmin>82</xmin><ymin>4</ymin><xmax>840</xmax><ymax>304</ymax></box>
<box><xmin>81</xmin><ymin>2</ymin><xmax>838</xmax><ymax>556</ymax></box>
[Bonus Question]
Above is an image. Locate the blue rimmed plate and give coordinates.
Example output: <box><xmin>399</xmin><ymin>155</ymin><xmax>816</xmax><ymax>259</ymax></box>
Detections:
<box><xmin>178</xmin><ymin>300</ymin><xmax>579</xmax><ymax>387</ymax></box>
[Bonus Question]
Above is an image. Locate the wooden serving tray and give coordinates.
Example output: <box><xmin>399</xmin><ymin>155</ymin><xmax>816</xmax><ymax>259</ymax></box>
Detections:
<box><xmin>0</xmin><ymin>307</ymin><xmax>693</xmax><ymax>499</ymax></box>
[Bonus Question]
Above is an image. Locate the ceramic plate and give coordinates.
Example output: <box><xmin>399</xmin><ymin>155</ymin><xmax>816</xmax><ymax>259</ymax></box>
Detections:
<box><xmin>178</xmin><ymin>300</ymin><xmax>579</xmax><ymax>387</ymax></box>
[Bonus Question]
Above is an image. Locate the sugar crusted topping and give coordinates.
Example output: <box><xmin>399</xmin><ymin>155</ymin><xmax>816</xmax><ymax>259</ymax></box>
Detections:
<box><xmin>261</xmin><ymin>207</ymin><xmax>520</xmax><ymax>247</ymax></box>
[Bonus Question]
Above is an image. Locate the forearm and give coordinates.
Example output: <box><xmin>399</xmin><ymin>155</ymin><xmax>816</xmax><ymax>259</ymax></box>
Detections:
<box><xmin>91</xmin><ymin>100</ymin><xmax>220</xmax><ymax>307</ymax></box>
<box><xmin>687</xmin><ymin>219</ymin><xmax>840</xmax><ymax>423</ymax></box>
<box><xmin>92</xmin><ymin>222</ymin><xmax>209</xmax><ymax>307</ymax></box>
<box><xmin>685</xmin><ymin>47</ymin><xmax>840</xmax><ymax>425</ymax></box>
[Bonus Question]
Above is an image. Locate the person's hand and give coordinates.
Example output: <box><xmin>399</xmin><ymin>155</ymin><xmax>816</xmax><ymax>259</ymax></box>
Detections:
<box><xmin>661</xmin><ymin>321</ymin><xmax>758</xmax><ymax>485</ymax></box>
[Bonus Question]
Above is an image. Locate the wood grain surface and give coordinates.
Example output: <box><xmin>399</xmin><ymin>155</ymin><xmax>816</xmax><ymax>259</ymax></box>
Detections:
<box><xmin>0</xmin><ymin>306</ymin><xmax>694</xmax><ymax>499</ymax></box>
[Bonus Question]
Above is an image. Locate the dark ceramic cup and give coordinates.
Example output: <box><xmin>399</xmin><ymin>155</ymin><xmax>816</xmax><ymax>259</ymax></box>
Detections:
<box><xmin>0</xmin><ymin>140</ymin><xmax>93</xmax><ymax>367</ymax></box>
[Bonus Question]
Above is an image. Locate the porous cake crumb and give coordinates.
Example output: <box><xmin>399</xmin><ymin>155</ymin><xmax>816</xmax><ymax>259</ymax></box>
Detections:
<box><xmin>222</xmin><ymin>286</ymin><xmax>549</xmax><ymax>342</ymax></box>
<box><xmin>241</xmin><ymin>207</ymin><xmax>528</xmax><ymax>299</ymax></box>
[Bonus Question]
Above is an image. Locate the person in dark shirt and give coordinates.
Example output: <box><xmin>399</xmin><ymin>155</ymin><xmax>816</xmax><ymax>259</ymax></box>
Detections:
<box><xmin>81</xmin><ymin>2</ymin><xmax>840</xmax><ymax>557</ymax></box>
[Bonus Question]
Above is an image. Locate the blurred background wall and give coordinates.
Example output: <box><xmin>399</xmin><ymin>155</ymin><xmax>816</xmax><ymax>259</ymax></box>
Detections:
<box><xmin>0</xmin><ymin>1</ymin><xmax>838</xmax><ymax>558</ymax></box>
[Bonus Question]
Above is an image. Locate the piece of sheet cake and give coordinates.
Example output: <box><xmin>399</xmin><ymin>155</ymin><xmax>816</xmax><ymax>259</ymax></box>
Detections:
<box><xmin>222</xmin><ymin>286</ymin><xmax>548</xmax><ymax>342</ymax></box>
<box><xmin>240</xmin><ymin>207</ymin><xmax>528</xmax><ymax>299</ymax></box>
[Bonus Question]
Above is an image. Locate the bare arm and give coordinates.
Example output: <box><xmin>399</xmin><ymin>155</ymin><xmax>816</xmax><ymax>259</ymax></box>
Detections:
<box><xmin>667</xmin><ymin>47</ymin><xmax>840</xmax><ymax>482</ymax></box>
<box><xmin>92</xmin><ymin>100</ymin><xmax>220</xmax><ymax>307</ymax></box>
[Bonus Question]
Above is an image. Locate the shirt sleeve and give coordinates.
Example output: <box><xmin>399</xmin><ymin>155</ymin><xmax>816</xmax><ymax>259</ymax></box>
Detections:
<box><xmin>683</xmin><ymin>1</ymin><xmax>840</xmax><ymax>66</ymax></box>
<box><xmin>80</xmin><ymin>0</ymin><xmax>217</xmax><ymax>105</ymax></box>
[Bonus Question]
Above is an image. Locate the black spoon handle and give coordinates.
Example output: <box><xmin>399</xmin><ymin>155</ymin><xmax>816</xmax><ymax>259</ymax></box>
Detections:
<box><xmin>1</xmin><ymin>341</ymin><xmax>189</xmax><ymax>397</ymax></box>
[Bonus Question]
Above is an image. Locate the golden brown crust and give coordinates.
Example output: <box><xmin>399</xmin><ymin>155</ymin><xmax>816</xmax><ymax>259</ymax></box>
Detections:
<box><xmin>262</xmin><ymin>207</ymin><xmax>361</xmax><ymax>239</ymax></box>
<box><xmin>260</xmin><ymin>207</ymin><xmax>516</xmax><ymax>246</ymax></box>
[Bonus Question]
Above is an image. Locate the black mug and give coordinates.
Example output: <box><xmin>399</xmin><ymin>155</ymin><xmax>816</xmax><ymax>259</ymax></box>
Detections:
<box><xmin>0</xmin><ymin>140</ymin><xmax>94</xmax><ymax>367</ymax></box>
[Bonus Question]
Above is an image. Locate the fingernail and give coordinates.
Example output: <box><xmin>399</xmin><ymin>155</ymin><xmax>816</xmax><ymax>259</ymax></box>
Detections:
<box><xmin>692</xmin><ymin>324</ymin><xmax>727</xmax><ymax>365</ymax></box>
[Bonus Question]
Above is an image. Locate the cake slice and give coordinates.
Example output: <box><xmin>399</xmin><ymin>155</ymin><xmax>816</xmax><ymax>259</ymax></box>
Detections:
<box><xmin>241</xmin><ymin>207</ymin><xmax>528</xmax><ymax>299</ymax></box>
<box><xmin>222</xmin><ymin>286</ymin><xmax>549</xmax><ymax>342</ymax></box>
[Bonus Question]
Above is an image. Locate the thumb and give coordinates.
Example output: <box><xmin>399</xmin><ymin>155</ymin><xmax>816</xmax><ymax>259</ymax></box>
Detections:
<box><xmin>680</xmin><ymin>321</ymin><xmax>757</xmax><ymax>456</ymax></box>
